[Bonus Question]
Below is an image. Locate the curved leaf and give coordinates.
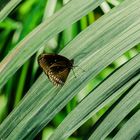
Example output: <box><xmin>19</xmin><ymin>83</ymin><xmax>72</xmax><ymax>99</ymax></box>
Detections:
<box><xmin>0</xmin><ymin>0</ymin><xmax>23</xmax><ymax>22</ymax></box>
<box><xmin>0</xmin><ymin>0</ymin><xmax>104</xmax><ymax>89</ymax></box>
<box><xmin>113</xmin><ymin>110</ymin><xmax>140</xmax><ymax>140</ymax></box>
<box><xmin>89</xmin><ymin>80</ymin><xmax>140</xmax><ymax>140</ymax></box>
<box><xmin>0</xmin><ymin>0</ymin><xmax>140</xmax><ymax>139</ymax></box>
<box><xmin>49</xmin><ymin>54</ymin><xmax>140</xmax><ymax>140</ymax></box>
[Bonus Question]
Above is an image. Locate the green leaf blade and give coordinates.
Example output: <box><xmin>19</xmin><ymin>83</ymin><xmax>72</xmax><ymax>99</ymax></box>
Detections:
<box><xmin>0</xmin><ymin>0</ymin><xmax>104</xmax><ymax>89</ymax></box>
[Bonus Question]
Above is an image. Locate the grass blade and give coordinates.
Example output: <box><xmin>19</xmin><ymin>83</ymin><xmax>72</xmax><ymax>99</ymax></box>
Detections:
<box><xmin>0</xmin><ymin>0</ymin><xmax>140</xmax><ymax>139</ymax></box>
<box><xmin>0</xmin><ymin>0</ymin><xmax>104</xmax><ymax>89</ymax></box>
<box><xmin>89</xmin><ymin>80</ymin><xmax>140</xmax><ymax>140</ymax></box>
<box><xmin>49</xmin><ymin>54</ymin><xmax>140</xmax><ymax>140</ymax></box>
<box><xmin>113</xmin><ymin>110</ymin><xmax>140</xmax><ymax>140</ymax></box>
<box><xmin>0</xmin><ymin>0</ymin><xmax>23</xmax><ymax>22</ymax></box>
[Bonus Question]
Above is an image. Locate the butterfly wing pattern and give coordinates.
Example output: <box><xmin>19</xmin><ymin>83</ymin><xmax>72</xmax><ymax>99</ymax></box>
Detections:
<box><xmin>38</xmin><ymin>54</ymin><xmax>74</xmax><ymax>86</ymax></box>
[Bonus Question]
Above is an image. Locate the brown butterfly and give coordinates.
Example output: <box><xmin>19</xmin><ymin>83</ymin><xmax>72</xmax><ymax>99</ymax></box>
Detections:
<box><xmin>38</xmin><ymin>54</ymin><xmax>74</xmax><ymax>86</ymax></box>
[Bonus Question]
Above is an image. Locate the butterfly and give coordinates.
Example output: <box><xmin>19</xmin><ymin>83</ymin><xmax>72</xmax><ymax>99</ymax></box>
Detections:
<box><xmin>38</xmin><ymin>53</ymin><xmax>74</xmax><ymax>86</ymax></box>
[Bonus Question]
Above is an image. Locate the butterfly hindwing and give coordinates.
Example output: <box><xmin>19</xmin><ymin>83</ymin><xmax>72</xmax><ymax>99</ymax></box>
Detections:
<box><xmin>48</xmin><ymin>65</ymin><xmax>71</xmax><ymax>85</ymax></box>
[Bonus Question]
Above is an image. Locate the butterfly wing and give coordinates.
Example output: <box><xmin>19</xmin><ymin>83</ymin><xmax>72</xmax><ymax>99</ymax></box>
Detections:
<box><xmin>38</xmin><ymin>54</ymin><xmax>72</xmax><ymax>67</ymax></box>
<box><xmin>48</xmin><ymin>64</ymin><xmax>71</xmax><ymax>85</ymax></box>
<box><xmin>38</xmin><ymin>54</ymin><xmax>74</xmax><ymax>85</ymax></box>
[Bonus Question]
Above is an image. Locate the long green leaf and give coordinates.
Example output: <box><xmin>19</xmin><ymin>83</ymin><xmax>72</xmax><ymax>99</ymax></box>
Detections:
<box><xmin>0</xmin><ymin>0</ymin><xmax>23</xmax><ymax>22</ymax></box>
<box><xmin>0</xmin><ymin>0</ymin><xmax>104</xmax><ymax>89</ymax></box>
<box><xmin>89</xmin><ymin>80</ymin><xmax>140</xmax><ymax>140</ymax></box>
<box><xmin>49</xmin><ymin>54</ymin><xmax>140</xmax><ymax>140</ymax></box>
<box><xmin>113</xmin><ymin>110</ymin><xmax>140</xmax><ymax>140</ymax></box>
<box><xmin>0</xmin><ymin>0</ymin><xmax>140</xmax><ymax>139</ymax></box>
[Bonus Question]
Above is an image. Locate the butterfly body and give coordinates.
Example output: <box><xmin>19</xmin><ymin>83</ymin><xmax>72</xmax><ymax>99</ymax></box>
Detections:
<box><xmin>38</xmin><ymin>54</ymin><xmax>74</xmax><ymax>86</ymax></box>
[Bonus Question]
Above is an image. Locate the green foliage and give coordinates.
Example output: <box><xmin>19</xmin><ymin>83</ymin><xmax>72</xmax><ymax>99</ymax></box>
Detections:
<box><xmin>0</xmin><ymin>0</ymin><xmax>140</xmax><ymax>140</ymax></box>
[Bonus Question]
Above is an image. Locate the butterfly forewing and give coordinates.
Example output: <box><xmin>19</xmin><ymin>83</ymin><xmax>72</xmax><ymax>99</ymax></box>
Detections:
<box><xmin>38</xmin><ymin>54</ymin><xmax>74</xmax><ymax>86</ymax></box>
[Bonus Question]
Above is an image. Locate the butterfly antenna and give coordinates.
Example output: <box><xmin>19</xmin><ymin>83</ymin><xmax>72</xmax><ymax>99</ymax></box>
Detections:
<box><xmin>73</xmin><ymin>65</ymin><xmax>86</xmax><ymax>72</ymax></box>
